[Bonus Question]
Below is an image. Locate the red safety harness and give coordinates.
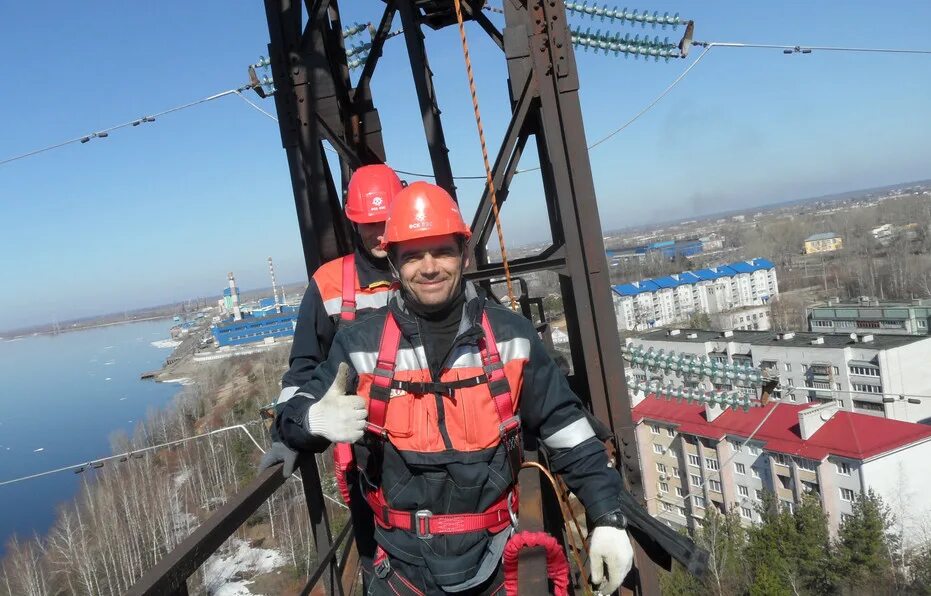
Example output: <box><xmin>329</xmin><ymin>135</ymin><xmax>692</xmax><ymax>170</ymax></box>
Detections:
<box><xmin>363</xmin><ymin>310</ymin><xmax>523</xmax><ymax>537</ymax></box>
<box><xmin>333</xmin><ymin>254</ymin><xmax>359</xmax><ymax>504</ymax></box>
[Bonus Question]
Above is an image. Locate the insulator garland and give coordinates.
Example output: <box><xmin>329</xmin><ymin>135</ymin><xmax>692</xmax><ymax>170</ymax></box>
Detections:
<box><xmin>570</xmin><ymin>28</ymin><xmax>681</xmax><ymax>60</ymax></box>
<box><xmin>565</xmin><ymin>3</ymin><xmax>685</xmax><ymax>30</ymax></box>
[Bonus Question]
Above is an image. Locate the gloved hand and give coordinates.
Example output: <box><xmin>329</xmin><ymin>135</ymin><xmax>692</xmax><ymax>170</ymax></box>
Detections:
<box><xmin>589</xmin><ymin>525</ymin><xmax>634</xmax><ymax>595</ymax></box>
<box><xmin>259</xmin><ymin>442</ymin><xmax>299</xmax><ymax>478</ymax></box>
<box><xmin>304</xmin><ymin>363</ymin><xmax>368</xmax><ymax>443</ymax></box>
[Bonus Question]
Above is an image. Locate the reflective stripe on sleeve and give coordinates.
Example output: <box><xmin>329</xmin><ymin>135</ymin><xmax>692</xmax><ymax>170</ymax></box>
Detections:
<box><xmin>541</xmin><ymin>417</ymin><xmax>596</xmax><ymax>450</ymax></box>
<box><xmin>276</xmin><ymin>385</ymin><xmax>300</xmax><ymax>405</ymax></box>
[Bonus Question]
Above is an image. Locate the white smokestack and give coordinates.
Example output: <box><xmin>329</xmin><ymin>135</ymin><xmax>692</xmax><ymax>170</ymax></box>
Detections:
<box><xmin>228</xmin><ymin>272</ymin><xmax>242</xmax><ymax>321</ymax></box>
<box><xmin>268</xmin><ymin>257</ymin><xmax>282</xmax><ymax>313</ymax></box>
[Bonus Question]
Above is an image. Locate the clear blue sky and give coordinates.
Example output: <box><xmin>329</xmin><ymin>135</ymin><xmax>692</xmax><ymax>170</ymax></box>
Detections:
<box><xmin>2</xmin><ymin>1</ymin><xmax>930</xmax><ymax>330</ymax></box>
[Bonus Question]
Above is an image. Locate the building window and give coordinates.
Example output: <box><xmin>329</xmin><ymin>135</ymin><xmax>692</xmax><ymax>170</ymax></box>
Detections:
<box><xmin>738</xmin><ymin>485</ymin><xmax>749</xmax><ymax>497</ymax></box>
<box><xmin>836</xmin><ymin>462</ymin><xmax>851</xmax><ymax>475</ymax></box>
<box><xmin>690</xmin><ymin>474</ymin><xmax>702</xmax><ymax>487</ymax></box>
<box><xmin>784</xmin><ymin>363</ymin><xmax>792</xmax><ymax>372</ymax></box>
<box><xmin>840</xmin><ymin>488</ymin><xmax>855</xmax><ymax>502</ymax></box>
<box><xmin>787</xmin><ymin>377</ymin><xmax>794</xmax><ymax>388</ymax></box>
<box><xmin>741</xmin><ymin>507</ymin><xmax>753</xmax><ymax>519</ymax></box>
<box><xmin>756</xmin><ymin>489</ymin><xmax>764</xmax><ymax>501</ymax></box>
<box><xmin>659</xmin><ymin>482</ymin><xmax>669</xmax><ymax>493</ymax></box>
<box><xmin>692</xmin><ymin>496</ymin><xmax>706</xmax><ymax>508</ymax></box>
<box><xmin>832</xmin><ymin>366</ymin><xmax>840</xmax><ymax>375</ymax></box>
<box><xmin>853</xmin><ymin>383</ymin><xmax>883</xmax><ymax>394</ymax></box>
<box><xmin>751</xmin><ymin>468</ymin><xmax>761</xmax><ymax>479</ymax></box>
<box><xmin>736</xmin><ymin>463</ymin><xmax>746</xmax><ymax>475</ymax></box>
<box><xmin>782</xmin><ymin>500</ymin><xmax>795</xmax><ymax>514</ymax></box>
<box><xmin>709</xmin><ymin>480</ymin><xmax>723</xmax><ymax>493</ymax></box>
<box><xmin>657</xmin><ymin>463</ymin><xmax>667</xmax><ymax>474</ymax></box>
<box><xmin>854</xmin><ymin>400</ymin><xmax>884</xmax><ymax>412</ymax></box>
<box><xmin>836</xmin><ymin>383</ymin><xmax>842</xmax><ymax>391</ymax></box>
<box><xmin>688</xmin><ymin>454</ymin><xmax>701</xmax><ymax>467</ymax></box>
<box><xmin>672</xmin><ymin>467</ymin><xmax>679</xmax><ymax>477</ymax></box>
<box><xmin>678</xmin><ymin>506</ymin><xmax>687</xmax><ymax>517</ymax></box>
<box><xmin>849</xmin><ymin>366</ymin><xmax>880</xmax><ymax>377</ymax></box>
<box><xmin>651</xmin><ymin>424</ymin><xmax>661</xmax><ymax>435</ymax></box>
<box><xmin>773</xmin><ymin>453</ymin><xmax>790</xmax><ymax>466</ymax></box>
<box><xmin>802</xmin><ymin>364</ymin><xmax>809</xmax><ymax>372</ymax></box>
<box><xmin>919</xmin><ymin>320</ymin><xmax>928</xmax><ymax>328</ymax></box>
<box><xmin>796</xmin><ymin>458</ymin><xmax>817</xmax><ymax>472</ymax></box>
<box><xmin>705</xmin><ymin>458</ymin><xmax>720</xmax><ymax>471</ymax></box>
<box><xmin>666</xmin><ymin>428</ymin><xmax>676</xmax><ymax>438</ymax></box>
<box><xmin>662</xmin><ymin>502</ymin><xmax>674</xmax><ymax>512</ymax></box>
<box><xmin>653</xmin><ymin>444</ymin><xmax>664</xmax><ymax>454</ymax></box>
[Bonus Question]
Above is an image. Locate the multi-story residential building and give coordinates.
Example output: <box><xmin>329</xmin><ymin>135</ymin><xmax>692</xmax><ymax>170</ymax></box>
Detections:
<box><xmin>711</xmin><ymin>304</ymin><xmax>772</xmax><ymax>332</ymax></box>
<box><xmin>808</xmin><ymin>296</ymin><xmax>931</xmax><ymax>336</ymax></box>
<box><xmin>628</xmin><ymin>328</ymin><xmax>931</xmax><ymax>423</ymax></box>
<box><xmin>803</xmin><ymin>232</ymin><xmax>843</xmax><ymax>254</ymax></box>
<box><xmin>633</xmin><ymin>397</ymin><xmax>931</xmax><ymax>542</ymax></box>
<box><xmin>612</xmin><ymin>258</ymin><xmax>778</xmax><ymax>331</ymax></box>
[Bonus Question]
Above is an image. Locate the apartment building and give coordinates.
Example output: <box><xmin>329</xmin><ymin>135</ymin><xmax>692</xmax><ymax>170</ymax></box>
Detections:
<box><xmin>803</xmin><ymin>232</ymin><xmax>843</xmax><ymax>254</ymax></box>
<box><xmin>612</xmin><ymin>258</ymin><xmax>778</xmax><ymax>331</ymax></box>
<box><xmin>634</xmin><ymin>398</ymin><xmax>931</xmax><ymax>542</ymax></box>
<box><xmin>628</xmin><ymin>329</ymin><xmax>931</xmax><ymax>423</ymax></box>
<box><xmin>808</xmin><ymin>296</ymin><xmax>931</xmax><ymax>336</ymax></box>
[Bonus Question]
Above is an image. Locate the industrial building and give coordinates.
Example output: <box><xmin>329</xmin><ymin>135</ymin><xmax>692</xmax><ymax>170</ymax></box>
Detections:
<box><xmin>627</xmin><ymin>328</ymin><xmax>931</xmax><ymax>423</ymax></box>
<box><xmin>808</xmin><ymin>296</ymin><xmax>931</xmax><ymax>336</ymax></box>
<box><xmin>612</xmin><ymin>258</ymin><xmax>778</xmax><ymax>331</ymax></box>
<box><xmin>211</xmin><ymin>266</ymin><xmax>299</xmax><ymax>348</ymax></box>
<box><xmin>633</xmin><ymin>396</ymin><xmax>931</xmax><ymax>543</ymax></box>
<box><xmin>803</xmin><ymin>232</ymin><xmax>843</xmax><ymax>254</ymax></box>
<box><xmin>607</xmin><ymin>238</ymin><xmax>704</xmax><ymax>262</ymax></box>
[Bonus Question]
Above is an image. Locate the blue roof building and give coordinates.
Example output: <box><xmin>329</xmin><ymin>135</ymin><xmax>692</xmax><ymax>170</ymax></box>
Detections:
<box><xmin>611</xmin><ymin>257</ymin><xmax>779</xmax><ymax>331</ymax></box>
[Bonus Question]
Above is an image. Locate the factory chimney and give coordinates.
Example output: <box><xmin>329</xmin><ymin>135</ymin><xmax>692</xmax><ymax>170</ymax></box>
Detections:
<box><xmin>268</xmin><ymin>257</ymin><xmax>282</xmax><ymax>313</ymax></box>
<box><xmin>228</xmin><ymin>272</ymin><xmax>242</xmax><ymax>321</ymax></box>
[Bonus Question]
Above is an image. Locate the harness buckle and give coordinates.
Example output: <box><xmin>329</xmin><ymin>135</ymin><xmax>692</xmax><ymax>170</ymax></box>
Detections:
<box><xmin>414</xmin><ymin>509</ymin><xmax>433</xmax><ymax>539</ymax></box>
<box><xmin>499</xmin><ymin>416</ymin><xmax>521</xmax><ymax>438</ymax></box>
<box><xmin>507</xmin><ymin>491</ymin><xmax>519</xmax><ymax>527</ymax></box>
<box><xmin>374</xmin><ymin>554</ymin><xmax>391</xmax><ymax>579</ymax></box>
<box><xmin>365</xmin><ymin>422</ymin><xmax>389</xmax><ymax>439</ymax></box>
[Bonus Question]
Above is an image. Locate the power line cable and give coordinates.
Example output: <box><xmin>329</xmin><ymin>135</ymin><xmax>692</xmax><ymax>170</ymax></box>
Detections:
<box><xmin>0</xmin><ymin>84</ymin><xmax>254</xmax><ymax>168</ymax></box>
<box><xmin>0</xmin><ymin>421</ymin><xmax>265</xmax><ymax>488</ymax></box>
<box><xmin>693</xmin><ymin>40</ymin><xmax>931</xmax><ymax>56</ymax></box>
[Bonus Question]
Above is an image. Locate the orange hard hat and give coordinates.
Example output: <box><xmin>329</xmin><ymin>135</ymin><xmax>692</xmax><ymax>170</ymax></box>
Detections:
<box><xmin>381</xmin><ymin>181</ymin><xmax>471</xmax><ymax>247</ymax></box>
<box><xmin>345</xmin><ymin>164</ymin><xmax>403</xmax><ymax>224</ymax></box>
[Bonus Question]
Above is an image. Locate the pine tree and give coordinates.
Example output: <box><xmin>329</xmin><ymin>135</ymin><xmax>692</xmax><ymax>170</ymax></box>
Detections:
<box><xmin>835</xmin><ymin>489</ymin><xmax>897</xmax><ymax>594</ymax></box>
<box><xmin>792</xmin><ymin>493</ymin><xmax>838</xmax><ymax>594</ymax></box>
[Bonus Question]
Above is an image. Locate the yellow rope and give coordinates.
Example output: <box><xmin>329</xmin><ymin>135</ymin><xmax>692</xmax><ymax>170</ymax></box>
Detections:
<box><xmin>450</xmin><ymin>0</ymin><xmax>517</xmax><ymax>310</ymax></box>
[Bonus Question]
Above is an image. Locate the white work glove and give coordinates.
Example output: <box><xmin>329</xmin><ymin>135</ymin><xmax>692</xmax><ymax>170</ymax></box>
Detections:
<box><xmin>304</xmin><ymin>363</ymin><xmax>368</xmax><ymax>443</ymax></box>
<box><xmin>589</xmin><ymin>525</ymin><xmax>634</xmax><ymax>595</ymax></box>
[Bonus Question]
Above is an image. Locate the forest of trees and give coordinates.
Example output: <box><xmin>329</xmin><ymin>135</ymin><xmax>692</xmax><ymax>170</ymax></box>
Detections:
<box><xmin>662</xmin><ymin>490</ymin><xmax>931</xmax><ymax>596</ymax></box>
<box><xmin>0</xmin><ymin>347</ymin><xmax>340</xmax><ymax>595</ymax></box>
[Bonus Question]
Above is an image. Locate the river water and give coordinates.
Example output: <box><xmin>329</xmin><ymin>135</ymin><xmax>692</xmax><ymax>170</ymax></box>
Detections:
<box><xmin>0</xmin><ymin>319</ymin><xmax>182</xmax><ymax>553</ymax></box>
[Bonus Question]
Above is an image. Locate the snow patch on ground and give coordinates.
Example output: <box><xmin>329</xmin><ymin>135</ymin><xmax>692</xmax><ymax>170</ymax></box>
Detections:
<box><xmin>203</xmin><ymin>538</ymin><xmax>285</xmax><ymax>595</ymax></box>
<box><xmin>151</xmin><ymin>338</ymin><xmax>182</xmax><ymax>349</ymax></box>
<box><xmin>162</xmin><ymin>377</ymin><xmax>195</xmax><ymax>385</ymax></box>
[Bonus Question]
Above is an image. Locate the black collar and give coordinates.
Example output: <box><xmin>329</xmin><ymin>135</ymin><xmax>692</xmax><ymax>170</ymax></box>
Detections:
<box><xmin>389</xmin><ymin>282</ymin><xmax>487</xmax><ymax>343</ymax></box>
<box><xmin>354</xmin><ymin>246</ymin><xmax>394</xmax><ymax>288</ymax></box>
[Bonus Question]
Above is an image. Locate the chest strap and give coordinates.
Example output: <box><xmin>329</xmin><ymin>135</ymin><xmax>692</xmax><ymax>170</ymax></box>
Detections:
<box><xmin>340</xmin><ymin>253</ymin><xmax>357</xmax><ymax>322</ymax></box>
<box><xmin>367</xmin><ymin>489</ymin><xmax>516</xmax><ymax>538</ymax></box>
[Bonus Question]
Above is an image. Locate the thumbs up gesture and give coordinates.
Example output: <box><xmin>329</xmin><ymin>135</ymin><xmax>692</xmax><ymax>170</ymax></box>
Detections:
<box><xmin>304</xmin><ymin>363</ymin><xmax>369</xmax><ymax>443</ymax></box>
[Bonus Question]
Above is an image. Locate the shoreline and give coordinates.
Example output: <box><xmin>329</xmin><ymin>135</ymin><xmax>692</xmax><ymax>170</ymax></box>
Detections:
<box><xmin>2</xmin><ymin>314</ymin><xmax>175</xmax><ymax>341</ymax></box>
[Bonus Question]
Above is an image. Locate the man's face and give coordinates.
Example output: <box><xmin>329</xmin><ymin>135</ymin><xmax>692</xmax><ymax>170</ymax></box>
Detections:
<box><xmin>395</xmin><ymin>234</ymin><xmax>468</xmax><ymax>310</ymax></box>
<box><xmin>357</xmin><ymin>222</ymin><xmax>388</xmax><ymax>259</ymax></box>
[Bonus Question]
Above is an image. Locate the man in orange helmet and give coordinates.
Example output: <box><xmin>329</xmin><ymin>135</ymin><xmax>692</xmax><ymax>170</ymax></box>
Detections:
<box><xmin>274</xmin><ymin>182</ymin><xmax>633</xmax><ymax>595</ymax></box>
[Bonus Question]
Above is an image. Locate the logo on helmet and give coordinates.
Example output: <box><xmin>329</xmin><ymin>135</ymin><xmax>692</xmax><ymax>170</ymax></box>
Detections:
<box><xmin>371</xmin><ymin>196</ymin><xmax>383</xmax><ymax>207</ymax></box>
<box><xmin>408</xmin><ymin>196</ymin><xmax>430</xmax><ymax>230</ymax></box>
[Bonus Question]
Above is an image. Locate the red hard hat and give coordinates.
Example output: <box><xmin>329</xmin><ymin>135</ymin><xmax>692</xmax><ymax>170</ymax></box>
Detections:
<box><xmin>345</xmin><ymin>164</ymin><xmax>404</xmax><ymax>224</ymax></box>
<box><xmin>381</xmin><ymin>181</ymin><xmax>471</xmax><ymax>248</ymax></box>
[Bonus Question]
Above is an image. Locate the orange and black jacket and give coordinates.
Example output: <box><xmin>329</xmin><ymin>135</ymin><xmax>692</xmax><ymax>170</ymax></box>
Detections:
<box><xmin>280</xmin><ymin>247</ymin><xmax>395</xmax><ymax>394</ymax></box>
<box><xmin>276</xmin><ymin>284</ymin><xmax>622</xmax><ymax>587</ymax></box>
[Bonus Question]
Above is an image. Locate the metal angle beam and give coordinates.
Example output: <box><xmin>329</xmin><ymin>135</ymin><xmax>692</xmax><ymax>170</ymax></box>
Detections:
<box><xmin>467</xmin><ymin>70</ymin><xmax>537</xmax><ymax>264</ymax></box>
<box><xmin>397</xmin><ymin>0</ymin><xmax>457</xmax><ymax>198</ymax></box>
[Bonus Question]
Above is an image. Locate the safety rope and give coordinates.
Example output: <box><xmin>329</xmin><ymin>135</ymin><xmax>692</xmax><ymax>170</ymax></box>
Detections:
<box><xmin>522</xmin><ymin>461</ymin><xmax>594</xmax><ymax>594</ymax></box>
<box><xmin>451</xmin><ymin>0</ymin><xmax>517</xmax><ymax>310</ymax></box>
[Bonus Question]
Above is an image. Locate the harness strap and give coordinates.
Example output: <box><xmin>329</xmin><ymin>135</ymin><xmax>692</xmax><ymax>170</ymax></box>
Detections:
<box><xmin>502</xmin><ymin>532</ymin><xmax>570</xmax><ymax>596</ymax></box>
<box><xmin>366</xmin><ymin>312</ymin><xmax>402</xmax><ymax>437</ymax></box>
<box><xmin>367</xmin><ymin>489</ymin><xmax>516</xmax><ymax>538</ymax></box>
<box><xmin>390</xmin><ymin>375</ymin><xmax>487</xmax><ymax>397</ymax></box>
<box><xmin>340</xmin><ymin>253</ymin><xmax>357</xmax><ymax>321</ymax></box>
<box><xmin>479</xmin><ymin>312</ymin><xmax>519</xmax><ymax>432</ymax></box>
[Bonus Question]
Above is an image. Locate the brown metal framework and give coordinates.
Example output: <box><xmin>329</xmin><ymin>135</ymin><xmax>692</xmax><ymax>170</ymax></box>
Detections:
<box><xmin>129</xmin><ymin>1</ymin><xmax>707</xmax><ymax>594</ymax></box>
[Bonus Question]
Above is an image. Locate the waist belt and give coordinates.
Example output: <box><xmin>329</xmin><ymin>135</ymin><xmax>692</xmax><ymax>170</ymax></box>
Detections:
<box><xmin>366</xmin><ymin>490</ymin><xmax>517</xmax><ymax>538</ymax></box>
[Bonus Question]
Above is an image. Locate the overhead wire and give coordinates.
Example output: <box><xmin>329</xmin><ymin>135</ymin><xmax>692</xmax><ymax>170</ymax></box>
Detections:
<box><xmin>0</xmin><ymin>84</ymin><xmax>254</xmax><ymax>168</ymax></box>
<box><xmin>0</xmin><ymin>421</ymin><xmax>265</xmax><ymax>488</ymax></box>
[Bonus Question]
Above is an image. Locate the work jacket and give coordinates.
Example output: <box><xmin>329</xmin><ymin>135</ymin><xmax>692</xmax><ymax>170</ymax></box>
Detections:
<box><xmin>279</xmin><ymin>247</ymin><xmax>396</xmax><ymax>401</ymax></box>
<box><xmin>276</xmin><ymin>284</ymin><xmax>623</xmax><ymax>588</ymax></box>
